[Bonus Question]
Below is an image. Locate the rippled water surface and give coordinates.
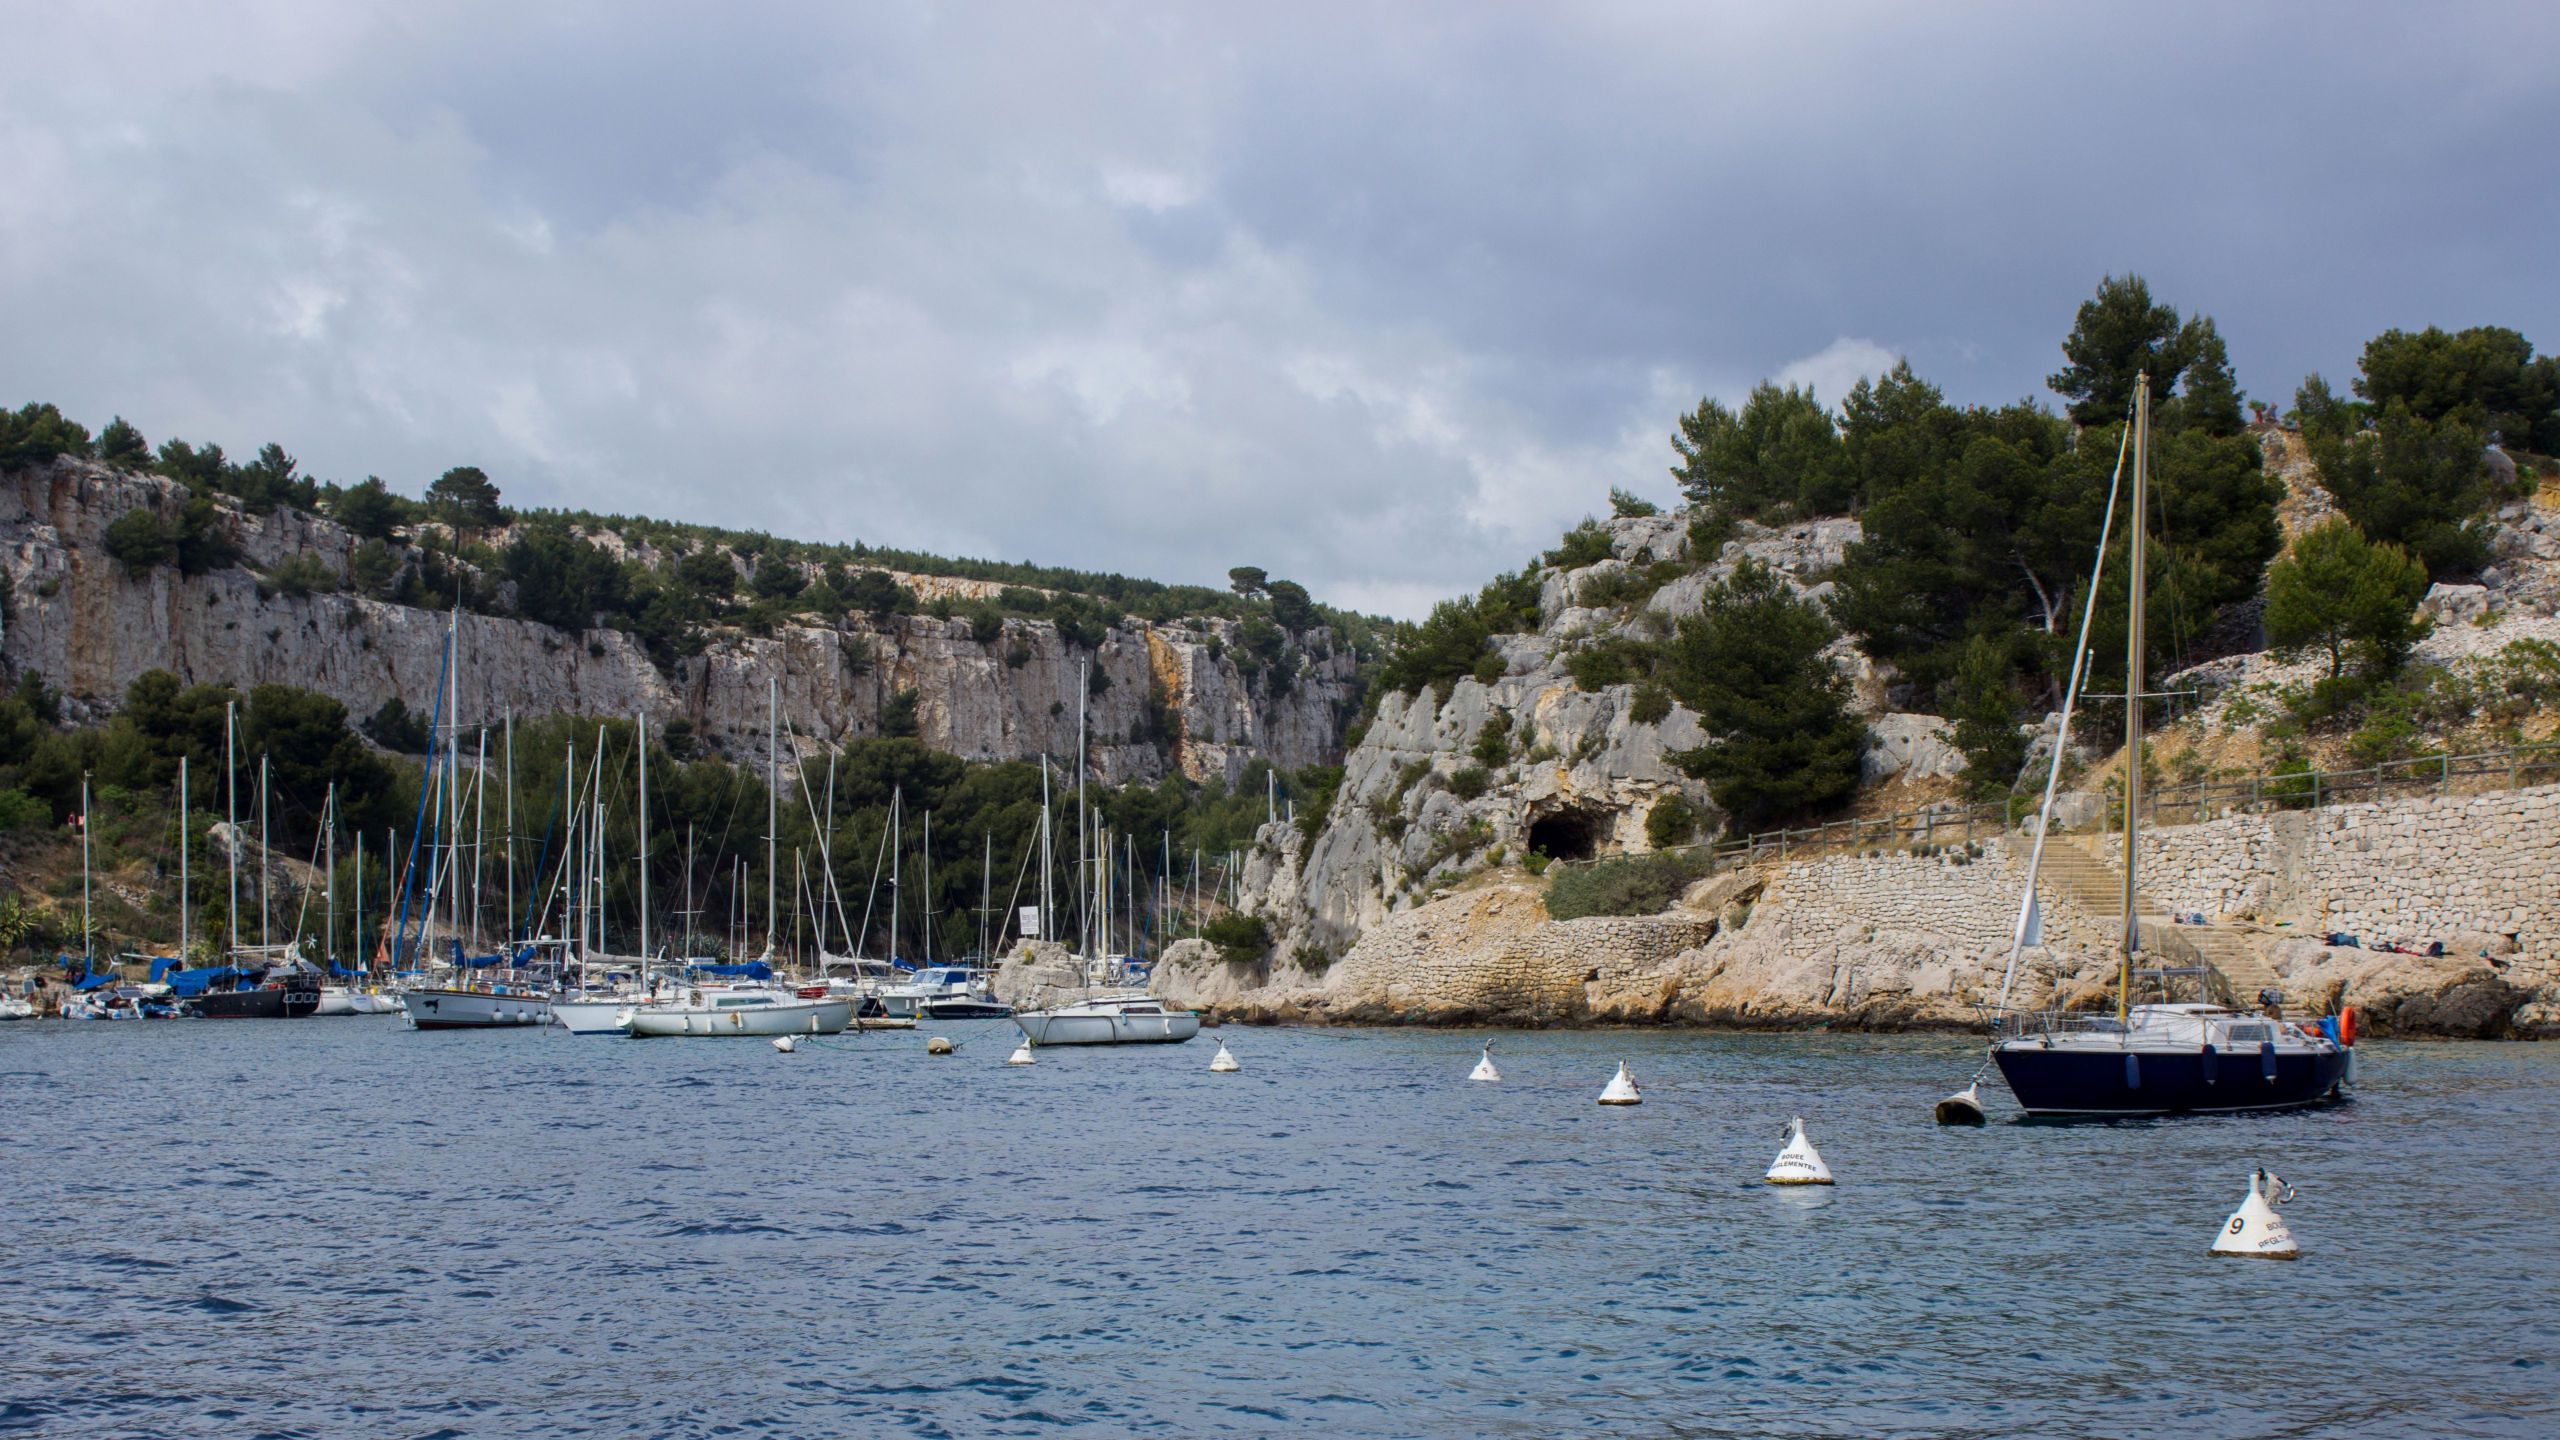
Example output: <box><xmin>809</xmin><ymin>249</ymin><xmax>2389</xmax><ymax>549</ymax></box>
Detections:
<box><xmin>4</xmin><ymin>1020</ymin><xmax>2555</xmax><ymax>1437</ymax></box>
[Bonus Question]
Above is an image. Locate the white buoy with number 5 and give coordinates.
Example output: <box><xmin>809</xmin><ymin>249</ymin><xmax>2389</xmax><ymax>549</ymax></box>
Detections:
<box><xmin>771</xmin><ymin>1035</ymin><xmax>798</xmax><ymax>1054</ymax></box>
<box><xmin>1598</xmin><ymin>1061</ymin><xmax>1641</xmax><ymax>1105</ymax></box>
<box><xmin>2210</xmin><ymin>1168</ymin><xmax>2300</xmax><ymax>1259</ymax></box>
<box><xmin>1209</xmin><ymin>1040</ymin><xmax>1240</xmax><ymax>1073</ymax></box>
<box><xmin>1007</xmin><ymin>1038</ymin><xmax>1036</xmax><ymax>1066</ymax></box>
<box><xmin>1469</xmin><ymin>1042</ymin><xmax>1500</xmax><ymax>1083</ymax></box>
<box><xmin>1765</xmin><ymin>1116</ymin><xmax>1833</xmax><ymax>1185</ymax></box>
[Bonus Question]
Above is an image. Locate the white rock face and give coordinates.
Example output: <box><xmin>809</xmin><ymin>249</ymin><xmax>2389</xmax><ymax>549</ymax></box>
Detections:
<box><xmin>1238</xmin><ymin>511</ymin><xmax>1874</xmax><ymax>969</ymax></box>
<box><xmin>1860</xmin><ymin>713</ymin><xmax>1966</xmax><ymax>784</ymax></box>
<box><xmin>1</xmin><ymin>459</ymin><xmax>1354</xmax><ymax>782</ymax></box>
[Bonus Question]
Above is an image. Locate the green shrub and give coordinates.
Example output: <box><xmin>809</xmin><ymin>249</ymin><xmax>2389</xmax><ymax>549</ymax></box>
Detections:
<box><xmin>262</xmin><ymin>552</ymin><xmax>339</xmax><ymax>598</ymax></box>
<box><xmin>1448</xmin><ymin>765</ymin><xmax>1491</xmax><ymax>801</ymax></box>
<box><xmin>1470</xmin><ymin>712</ymin><xmax>1513</xmax><ymax>768</ymax></box>
<box><xmin>1542</xmin><ymin>520</ymin><xmax>1615</xmax><ymax>570</ymax></box>
<box><xmin>1546</xmin><ymin>850</ymin><xmax>1712</xmax><ymax>921</ymax></box>
<box><xmin>1629</xmin><ymin>682</ymin><xmax>1672</xmax><ymax>724</ymax></box>
<box><xmin>1201</xmin><ymin>912</ymin><xmax>1271</xmax><ymax>966</ymax></box>
<box><xmin>0</xmin><ymin>787</ymin><xmax>51</xmax><ymax>831</ymax></box>
<box><xmin>1645</xmin><ymin>794</ymin><xmax>1702</xmax><ymax>849</ymax></box>
<box><xmin>103</xmin><ymin>509</ymin><xmax>176</xmax><ymax>574</ymax></box>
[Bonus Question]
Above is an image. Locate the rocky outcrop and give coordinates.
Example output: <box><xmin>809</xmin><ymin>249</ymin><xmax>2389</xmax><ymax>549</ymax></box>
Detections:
<box><xmin>0</xmin><ymin>458</ymin><xmax>1354</xmax><ymax>782</ymax></box>
<box><xmin>1240</xmin><ymin>510</ymin><xmax>1872</xmax><ymax>970</ymax></box>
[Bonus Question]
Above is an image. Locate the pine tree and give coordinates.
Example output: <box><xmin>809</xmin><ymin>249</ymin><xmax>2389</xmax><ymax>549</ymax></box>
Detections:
<box><xmin>2048</xmin><ymin>275</ymin><xmax>2187</xmax><ymax>426</ymax></box>
<box><xmin>2264</xmin><ymin>518</ymin><xmax>2430</xmax><ymax>679</ymax></box>
<box><xmin>1661</xmin><ymin>559</ymin><xmax>1866</xmax><ymax>827</ymax></box>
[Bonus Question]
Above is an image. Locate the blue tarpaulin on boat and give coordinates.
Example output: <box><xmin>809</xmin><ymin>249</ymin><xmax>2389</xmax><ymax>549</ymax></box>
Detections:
<box><xmin>69</xmin><ymin>965</ymin><xmax>119</xmax><ymax>991</ymax></box>
<box><xmin>163</xmin><ymin>966</ymin><xmax>249</xmax><ymax>997</ymax></box>
<box><xmin>148</xmin><ymin>956</ymin><xmax>188</xmax><ymax>982</ymax></box>
<box><xmin>686</xmin><ymin>962</ymin><xmax>773</xmax><ymax>979</ymax></box>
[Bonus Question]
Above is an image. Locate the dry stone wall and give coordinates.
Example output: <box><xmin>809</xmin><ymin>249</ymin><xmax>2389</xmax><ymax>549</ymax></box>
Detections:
<box><xmin>2096</xmin><ymin>783</ymin><xmax>2560</xmax><ymax>1006</ymax></box>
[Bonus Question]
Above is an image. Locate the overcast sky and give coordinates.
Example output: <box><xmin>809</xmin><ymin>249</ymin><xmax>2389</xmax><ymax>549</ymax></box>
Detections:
<box><xmin>4</xmin><ymin>4</ymin><xmax>2554</xmax><ymax>617</ymax></box>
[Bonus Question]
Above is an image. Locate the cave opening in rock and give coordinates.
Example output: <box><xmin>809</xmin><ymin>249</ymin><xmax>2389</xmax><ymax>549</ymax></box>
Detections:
<box><xmin>1526</xmin><ymin>808</ymin><xmax>1606</xmax><ymax>863</ymax></box>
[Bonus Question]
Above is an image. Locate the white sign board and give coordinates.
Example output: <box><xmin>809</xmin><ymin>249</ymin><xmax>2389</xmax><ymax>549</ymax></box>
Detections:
<box><xmin>1018</xmin><ymin>906</ymin><xmax>1042</xmax><ymax>938</ymax></box>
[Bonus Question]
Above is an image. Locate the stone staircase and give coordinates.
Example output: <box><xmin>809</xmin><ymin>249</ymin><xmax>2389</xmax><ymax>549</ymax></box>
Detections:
<box><xmin>2033</xmin><ymin>837</ymin><xmax>2282</xmax><ymax>1006</ymax></box>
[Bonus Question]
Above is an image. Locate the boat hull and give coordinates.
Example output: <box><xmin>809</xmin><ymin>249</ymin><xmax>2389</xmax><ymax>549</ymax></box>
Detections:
<box><xmin>1015</xmin><ymin>1010</ymin><xmax>1201</xmax><ymax>1046</ymax></box>
<box><xmin>1994</xmin><ymin>1043</ymin><xmax>2348</xmax><ymax>1116</ymax></box>
<box><xmin>398</xmin><ymin>988</ymin><xmax>552</xmax><ymax>1029</ymax></box>
<box><xmin>918</xmin><ymin>998</ymin><xmax>1014</xmax><ymax>1020</ymax></box>
<box><xmin>625</xmin><ymin>998</ymin><xmax>853</xmax><ymax>1038</ymax></box>
<box><xmin>185</xmin><ymin>984</ymin><xmax>321</xmax><ymax>1020</ymax></box>
<box><xmin>549</xmin><ymin>998</ymin><xmax>635</xmax><ymax>1035</ymax></box>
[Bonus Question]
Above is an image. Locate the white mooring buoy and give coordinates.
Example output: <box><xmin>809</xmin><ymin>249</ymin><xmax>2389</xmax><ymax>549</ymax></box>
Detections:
<box><xmin>1765</xmin><ymin>1116</ymin><xmax>1834</xmax><ymax>1185</ymax></box>
<box><xmin>2209</xmin><ymin>1168</ymin><xmax>2300</xmax><ymax>1259</ymax></box>
<box><xmin>771</xmin><ymin>1034</ymin><xmax>798</xmax><ymax>1054</ymax></box>
<box><xmin>1469</xmin><ymin>1042</ymin><xmax>1500</xmax><ymax>1083</ymax></box>
<box><xmin>926</xmin><ymin>1035</ymin><xmax>955</xmax><ymax>1055</ymax></box>
<box><xmin>1598</xmin><ymin>1061</ymin><xmax>1641</xmax><ymax>1105</ymax></box>
<box><xmin>1934</xmin><ymin>1081</ymin><xmax>1986</xmax><ymax>1126</ymax></box>
<box><xmin>1209</xmin><ymin>1040</ymin><xmax>1241</xmax><ymax>1073</ymax></box>
<box><xmin>1007</xmin><ymin>1038</ymin><xmax>1037</xmax><ymax>1066</ymax></box>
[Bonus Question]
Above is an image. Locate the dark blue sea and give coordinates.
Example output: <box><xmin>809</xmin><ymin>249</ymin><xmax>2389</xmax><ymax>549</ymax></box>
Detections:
<box><xmin>4</xmin><ymin>1021</ymin><xmax>2554</xmax><ymax>1438</ymax></box>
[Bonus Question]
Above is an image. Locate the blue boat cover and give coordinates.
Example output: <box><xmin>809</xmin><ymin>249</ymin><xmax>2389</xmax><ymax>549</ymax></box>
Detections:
<box><xmin>686</xmin><ymin>961</ymin><xmax>774</xmax><ymax>979</ymax></box>
<box><xmin>163</xmin><ymin>966</ymin><xmax>250</xmax><ymax>997</ymax></box>
<box><xmin>147</xmin><ymin>956</ymin><xmax>189</xmax><ymax>982</ymax></box>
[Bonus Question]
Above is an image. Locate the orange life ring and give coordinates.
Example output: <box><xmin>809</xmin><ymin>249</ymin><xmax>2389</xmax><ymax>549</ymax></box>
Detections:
<box><xmin>2339</xmin><ymin>1006</ymin><xmax>2356</xmax><ymax>1047</ymax></box>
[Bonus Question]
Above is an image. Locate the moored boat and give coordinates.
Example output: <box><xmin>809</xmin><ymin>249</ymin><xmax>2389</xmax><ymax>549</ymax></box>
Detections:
<box><xmin>622</xmin><ymin>986</ymin><xmax>852</xmax><ymax>1038</ymax></box>
<box><xmin>1014</xmin><ymin>991</ymin><xmax>1199</xmax><ymax>1046</ymax></box>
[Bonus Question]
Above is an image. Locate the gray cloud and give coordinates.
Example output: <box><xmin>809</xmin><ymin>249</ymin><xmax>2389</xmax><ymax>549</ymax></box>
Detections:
<box><xmin>3</xmin><ymin>2</ymin><xmax>2554</xmax><ymax>617</ymax></box>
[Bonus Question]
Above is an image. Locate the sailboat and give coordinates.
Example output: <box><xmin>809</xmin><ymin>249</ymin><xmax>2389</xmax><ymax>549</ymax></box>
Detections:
<box><xmin>1012</xmin><ymin>661</ymin><xmax>1200</xmax><ymax>1048</ymax></box>
<box><xmin>1986</xmin><ymin>375</ymin><xmax>2348</xmax><ymax>1116</ymax></box>
<box><xmin>625</xmin><ymin>680</ymin><xmax>851</xmax><ymax>1038</ymax></box>
<box><xmin>394</xmin><ymin>609</ymin><xmax>553</xmax><ymax>1029</ymax></box>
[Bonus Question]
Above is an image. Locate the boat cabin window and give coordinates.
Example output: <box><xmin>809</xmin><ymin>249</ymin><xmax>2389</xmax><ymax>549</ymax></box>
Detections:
<box><xmin>715</xmin><ymin>996</ymin><xmax>773</xmax><ymax>1008</ymax></box>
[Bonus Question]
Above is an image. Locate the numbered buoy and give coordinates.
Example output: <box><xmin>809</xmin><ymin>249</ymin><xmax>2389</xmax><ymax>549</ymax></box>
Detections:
<box><xmin>2209</xmin><ymin>1168</ymin><xmax>2300</xmax><ymax>1259</ymax></box>
<box><xmin>1208</xmin><ymin>1040</ymin><xmax>1241</xmax><ymax>1073</ymax></box>
<box><xmin>771</xmin><ymin>1035</ymin><xmax>798</xmax><ymax>1054</ymax></box>
<box><xmin>1933</xmin><ymin>1082</ymin><xmax>1985</xmax><ymax>1126</ymax></box>
<box><xmin>1006</xmin><ymin>1038</ymin><xmax>1036</xmax><ymax>1066</ymax></box>
<box><xmin>1469</xmin><ymin>1042</ymin><xmax>1500</xmax><ymax>1083</ymax></box>
<box><xmin>926</xmin><ymin>1035</ymin><xmax>955</xmax><ymax>1055</ymax></box>
<box><xmin>1765</xmin><ymin>1116</ymin><xmax>1833</xmax><ymax>1185</ymax></box>
<box><xmin>1598</xmin><ymin>1061</ymin><xmax>1641</xmax><ymax>1105</ymax></box>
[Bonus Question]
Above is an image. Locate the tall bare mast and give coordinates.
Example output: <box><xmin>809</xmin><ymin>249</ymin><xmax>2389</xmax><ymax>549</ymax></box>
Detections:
<box><xmin>503</xmin><ymin>710</ymin><xmax>515</xmax><ymax>944</ymax></box>
<box><xmin>179</xmin><ymin>755</ymin><xmax>190</xmax><ymax>962</ymax></box>
<box><xmin>225</xmin><ymin>701</ymin><xmax>237</xmax><ymax>955</ymax></box>
<box><xmin>766</xmin><ymin>677</ymin><xmax>779</xmax><ymax>959</ymax></box>
<box><xmin>1075</xmin><ymin>659</ymin><xmax>1088</xmax><ymax>956</ymax></box>
<box><xmin>637</xmin><ymin>713</ymin><xmax>650</xmax><ymax>960</ymax></box>
<box><xmin>2120</xmin><ymin>372</ymin><xmax>2150</xmax><ymax>1025</ymax></box>
<box><xmin>259</xmin><ymin>753</ymin><xmax>270</xmax><ymax>951</ymax></box>
<box><xmin>447</xmin><ymin>606</ymin><xmax>462</xmax><ymax>948</ymax></box>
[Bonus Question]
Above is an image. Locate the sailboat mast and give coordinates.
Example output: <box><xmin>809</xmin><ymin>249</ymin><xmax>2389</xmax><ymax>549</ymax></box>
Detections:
<box><xmin>225</xmin><ymin>700</ymin><xmax>237</xmax><ymax>955</ymax></box>
<box><xmin>638</xmin><ymin>713</ymin><xmax>650</xmax><ymax>960</ymax></box>
<box><xmin>179</xmin><ymin>755</ymin><xmax>189</xmax><ymax>962</ymax></box>
<box><xmin>921</xmin><ymin>808</ymin><xmax>932</xmax><ymax>965</ymax></box>
<box><xmin>2120</xmin><ymin>372</ymin><xmax>2150</xmax><ymax>1025</ymax></box>
<box><xmin>766</xmin><ymin>677</ymin><xmax>779</xmax><ymax>958</ymax></box>
<box><xmin>980</xmin><ymin>830</ymin><xmax>991</xmax><ymax>961</ymax></box>
<box><xmin>259</xmin><ymin>753</ymin><xmax>270</xmax><ymax>952</ymax></box>
<box><xmin>503</xmin><ymin>710</ymin><xmax>515</xmax><ymax>944</ymax></box>
<box><xmin>1075</xmin><ymin>660</ymin><xmax>1087</xmax><ymax>956</ymax></box>
<box><xmin>890</xmin><ymin>788</ymin><xmax>902</xmax><ymax>962</ymax></box>
<box><xmin>325</xmin><ymin>784</ymin><xmax>337</xmax><ymax>965</ymax></box>
<box><xmin>447</xmin><ymin>607</ymin><xmax>462</xmax><ymax>949</ymax></box>
<box><xmin>1038</xmin><ymin>758</ymin><xmax>1053</xmax><ymax>947</ymax></box>
<box><xmin>79</xmin><ymin>773</ymin><xmax>91</xmax><ymax>968</ymax></box>
<box><xmin>472</xmin><ymin>729</ymin><xmax>487</xmax><ymax>945</ymax></box>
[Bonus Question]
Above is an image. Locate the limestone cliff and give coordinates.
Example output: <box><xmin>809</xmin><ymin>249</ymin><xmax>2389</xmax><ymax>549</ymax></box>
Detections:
<box><xmin>0</xmin><ymin>457</ymin><xmax>1355</xmax><ymax>782</ymax></box>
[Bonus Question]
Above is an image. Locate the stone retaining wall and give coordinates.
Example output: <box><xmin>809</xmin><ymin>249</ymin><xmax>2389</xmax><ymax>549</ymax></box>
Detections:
<box><xmin>2096</xmin><ymin>782</ymin><xmax>2560</xmax><ymax>996</ymax></box>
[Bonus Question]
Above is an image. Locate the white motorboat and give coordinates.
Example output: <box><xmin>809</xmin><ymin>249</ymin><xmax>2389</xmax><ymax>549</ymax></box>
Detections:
<box><xmin>550</xmin><ymin>994</ymin><xmax>639</xmax><ymax>1034</ymax></box>
<box><xmin>398</xmin><ymin>981</ymin><xmax>551</xmax><ymax>1029</ymax></box>
<box><xmin>315</xmin><ymin>985</ymin><xmax>403</xmax><ymax>1016</ymax></box>
<box><xmin>0</xmin><ymin>994</ymin><xmax>35</xmax><ymax>1020</ymax></box>
<box><xmin>622</xmin><ymin>986</ymin><xmax>853</xmax><ymax>1038</ymax></box>
<box><xmin>1013</xmin><ymin>991</ymin><xmax>1199</xmax><ymax>1047</ymax></box>
<box><xmin>886</xmin><ymin>965</ymin><xmax>1012</xmax><ymax>1020</ymax></box>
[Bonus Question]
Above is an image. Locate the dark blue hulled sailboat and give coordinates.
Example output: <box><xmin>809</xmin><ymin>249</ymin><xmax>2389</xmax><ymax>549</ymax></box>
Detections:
<box><xmin>1982</xmin><ymin>374</ymin><xmax>2348</xmax><ymax>1118</ymax></box>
